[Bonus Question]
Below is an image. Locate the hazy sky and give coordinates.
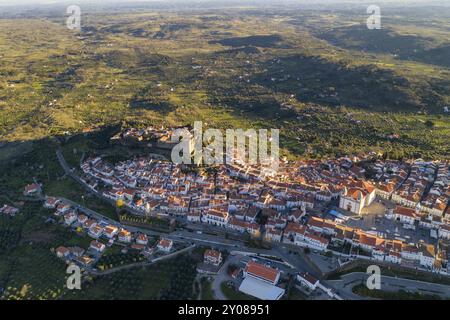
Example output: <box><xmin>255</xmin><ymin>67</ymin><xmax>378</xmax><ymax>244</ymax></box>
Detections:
<box><xmin>0</xmin><ymin>0</ymin><xmax>439</xmax><ymax>4</ymax></box>
<box><xmin>0</xmin><ymin>0</ymin><xmax>443</xmax><ymax>7</ymax></box>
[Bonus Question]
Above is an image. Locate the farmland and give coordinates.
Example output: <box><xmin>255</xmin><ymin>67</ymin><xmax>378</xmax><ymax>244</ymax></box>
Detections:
<box><xmin>0</xmin><ymin>3</ymin><xmax>449</xmax><ymax>160</ymax></box>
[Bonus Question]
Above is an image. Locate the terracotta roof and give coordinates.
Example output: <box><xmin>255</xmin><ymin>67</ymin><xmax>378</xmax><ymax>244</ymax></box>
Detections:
<box><xmin>24</xmin><ymin>183</ymin><xmax>39</xmax><ymax>192</ymax></box>
<box><xmin>119</xmin><ymin>229</ymin><xmax>131</xmax><ymax>237</ymax></box>
<box><xmin>90</xmin><ymin>240</ymin><xmax>105</xmax><ymax>250</ymax></box>
<box><xmin>158</xmin><ymin>238</ymin><xmax>173</xmax><ymax>248</ymax></box>
<box><xmin>204</xmin><ymin>249</ymin><xmax>221</xmax><ymax>259</ymax></box>
<box><xmin>245</xmin><ymin>261</ymin><xmax>279</xmax><ymax>283</ymax></box>
<box><xmin>104</xmin><ymin>226</ymin><xmax>118</xmax><ymax>235</ymax></box>
<box><xmin>308</xmin><ymin>216</ymin><xmax>335</xmax><ymax>230</ymax></box>
<box><xmin>284</xmin><ymin>222</ymin><xmax>307</xmax><ymax>235</ymax></box>
<box><xmin>56</xmin><ymin>246</ymin><xmax>69</xmax><ymax>255</ymax></box>
<box><xmin>304</xmin><ymin>232</ymin><xmax>329</xmax><ymax>245</ymax></box>
<box><xmin>394</xmin><ymin>206</ymin><xmax>416</xmax><ymax>218</ymax></box>
<box><xmin>207</xmin><ymin>208</ymin><xmax>228</xmax><ymax>218</ymax></box>
<box><xmin>137</xmin><ymin>234</ymin><xmax>148</xmax><ymax>241</ymax></box>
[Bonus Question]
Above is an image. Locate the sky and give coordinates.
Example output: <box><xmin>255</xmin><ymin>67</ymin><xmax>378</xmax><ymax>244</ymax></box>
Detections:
<box><xmin>0</xmin><ymin>0</ymin><xmax>439</xmax><ymax>4</ymax></box>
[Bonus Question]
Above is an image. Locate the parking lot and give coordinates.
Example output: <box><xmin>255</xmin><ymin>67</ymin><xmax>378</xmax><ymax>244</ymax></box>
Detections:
<box><xmin>345</xmin><ymin>200</ymin><xmax>436</xmax><ymax>245</ymax></box>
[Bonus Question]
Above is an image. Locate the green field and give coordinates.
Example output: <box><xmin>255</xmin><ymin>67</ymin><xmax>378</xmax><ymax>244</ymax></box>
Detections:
<box><xmin>199</xmin><ymin>277</ymin><xmax>215</xmax><ymax>300</ymax></box>
<box><xmin>0</xmin><ymin>202</ymin><xmax>93</xmax><ymax>300</ymax></box>
<box><xmin>220</xmin><ymin>281</ymin><xmax>255</xmax><ymax>300</ymax></box>
<box><xmin>65</xmin><ymin>254</ymin><xmax>199</xmax><ymax>300</ymax></box>
<box><xmin>94</xmin><ymin>245</ymin><xmax>147</xmax><ymax>271</ymax></box>
<box><xmin>352</xmin><ymin>284</ymin><xmax>441</xmax><ymax>300</ymax></box>
<box><xmin>0</xmin><ymin>5</ymin><xmax>449</xmax><ymax>160</ymax></box>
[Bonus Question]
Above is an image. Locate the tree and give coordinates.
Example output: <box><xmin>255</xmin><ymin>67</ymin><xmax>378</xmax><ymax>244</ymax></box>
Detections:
<box><xmin>425</xmin><ymin>120</ymin><xmax>434</xmax><ymax>128</ymax></box>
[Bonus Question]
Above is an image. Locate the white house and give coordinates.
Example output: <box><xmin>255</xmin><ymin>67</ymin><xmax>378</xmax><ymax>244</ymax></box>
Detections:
<box><xmin>44</xmin><ymin>197</ymin><xmax>60</xmax><ymax>209</ymax></box>
<box><xmin>103</xmin><ymin>225</ymin><xmax>119</xmax><ymax>239</ymax></box>
<box><xmin>55</xmin><ymin>246</ymin><xmax>70</xmax><ymax>258</ymax></box>
<box><xmin>77</xmin><ymin>214</ymin><xmax>88</xmax><ymax>225</ymax></box>
<box><xmin>393</xmin><ymin>206</ymin><xmax>416</xmax><ymax>225</ymax></box>
<box><xmin>157</xmin><ymin>238</ymin><xmax>173</xmax><ymax>252</ymax></box>
<box><xmin>297</xmin><ymin>272</ymin><xmax>319</xmax><ymax>290</ymax></box>
<box><xmin>204</xmin><ymin>249</ymin><xmax>222</xmax><ymax>266</ymax></box>
<box><xmin>118</xmin><ymin>229</ymin><xmax>132</xmax><ymax>243</ymax></box>
<box><xmin>439</xmin><ymin>225</ymin><xmax>450</xmax><ymax>240</ymax></box>
<box><xmin>202</xmin><ymin>208</ymin><xmax>229</xmax><ymax>227</ymax></box>
<box><xmin>288</xmin><ymin>208</ymin><xmax>304</xmax><ymax>223</ymax></box>
<box><xmin>88</xmin><ymin>225</ymin><xmax>103</xmax><ymax>239</ymax></box>
<box><xmin>385</xmin><ymin>251</ymin><xmax>402</xmax><ymax>264</ymax></box>
<box><xmin>265</xmin><ymin>228</ymin><xmax>282</xmax><ymax>242</ymax></box>
<box><xmin>187</xmin><ymin>211</ymin><xmax>201</xmax><ymax>223</ymax></box>
<box><xmin>299</xmin><ymin>232</ymin><xmax>329</xmax><ymax>252</ymax></box>
<box><xmin>136</xmin><ymin>233</ymin><xmax>148</xmax><ymax>245</ymax></box>
<box><xmin>64</xmin><ymin>211</ymin><xmax>78</xmax><ymax>226</ymax></box>
<box><xmin>90</xmin><ymin>240</ymin><xmax>106</xmax><ymax>253</ymax></box>
<box><xmin>419</xmin><ymin>244</ymin><xmax>436</xmax><ymax>269</ymax></box>
<box><xmin>24</xmin><ymin>183</ymin><xmax>40</xmax><ymax>196</ymax></box>
<box><xmin>401</xmin><ymin>245</ymin><xmax>420</xmax><ymax>261</ymax></box>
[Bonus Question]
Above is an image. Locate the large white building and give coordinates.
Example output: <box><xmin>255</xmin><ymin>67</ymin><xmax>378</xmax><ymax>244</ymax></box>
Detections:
<box><xmin>339</xmin><ymin>180</ymin><xmax>376</xmax><ymax>215</ymax></box>
<box><xmin>202</xmin><ymin>208</ymin><xmax>229</xmax><ymax>227</ymax></box>
<box><xmin>393</xmin><ymin>206</ymin><xmax>417</xmax><ymax>225</ymax></box>
<box><xmin>239</xmin><ymin>261</ymin><xmax>285</xmax><ymax>300</ymax></box>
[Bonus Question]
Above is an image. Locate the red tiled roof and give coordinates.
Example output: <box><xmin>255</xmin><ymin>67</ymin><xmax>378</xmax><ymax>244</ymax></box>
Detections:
<box><xmin>90</xmin><ymin>241</ymin><xmax>104</xmax><ymax>250</ymax></box>
<box><xmin>207</xmin><ymin>208</ymin><xmax>228</xmax><ymax>218</ymax></box>
<box><xmin>245</xmin><ymin>261</ymin><xmax>279</xmax><ymax>283</ymax></box>
<box><xmin>394</xmin><ymin>206</ymin><xmax>416</xmax><ymax>218</ymax></box>
<box><xmin>285</xmin><ymin>222</ymin><xmax>307</xmax><ymax>235</ymax></box>
<box><xmin>158</xmin><ymin>239</ymin><xmax>173</xmax><ymax>248</ymax></box>
<box><xmin>56</xmin><ymin>246</ymin><xmax>69</xmax><ymax>255</ymax></box>
<box><xmin>204</xmin><ymin>249</ymin><xmax>221</xmax><ymax>259</ymax></box>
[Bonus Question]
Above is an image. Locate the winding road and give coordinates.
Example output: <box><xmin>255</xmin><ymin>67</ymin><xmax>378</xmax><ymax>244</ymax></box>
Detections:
<box><xmin>91</xmin><ymin>244</ymin><xmax>196</xmax><ymax>276</ymax></box>
<box><xmin>211</xmin><ymin>254</ymin><xmax>243</xmax><ymax>300</ymax></box>
<box><xmin>327</xmin><ymin>272</ymin><xmax>450</xmax><ymax>299</ymax></box>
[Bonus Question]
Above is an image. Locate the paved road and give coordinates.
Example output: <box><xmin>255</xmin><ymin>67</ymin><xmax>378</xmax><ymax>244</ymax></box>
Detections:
<box><xmin>60</xmin><ymin>197</ymin><xmax>121</xmax><ymax>226</ymax></box>
<box><xmin>327</xmin><ymin>272</ymin><xmax>450</xmax><ymax>299</ymax></box>
<box><xmin>211</xmin><ymin>254</ymin><xmax>243</xmax><ymax>300</ymax></box>
<box><xmin>323</xmin><ymin>278</ymin><xmax>370</xmax><ymax>300</ymax></box>
<box><xmin>56</xmin><ymin>149</ymin><xmax>124</xmax><ymax>209</ymax></box>
<box><xmin>91</xmin><ymin>244</ymin><xmax>196</xmax><ymax>276</ymax></box>
<box><xmin>274</xmin><ymin>244</ymin><xmax>323</xmax><ymax>278</ymax></box>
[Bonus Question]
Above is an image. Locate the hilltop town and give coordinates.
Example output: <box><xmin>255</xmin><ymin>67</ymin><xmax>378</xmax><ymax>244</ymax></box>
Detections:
<box><xmin>78</xmin><ymin>132</ymin><xmax>450</xmax><ymax>268</ymax></box>
<box><xmin>2</xmin><ymin>123</ymin><xmax>449</xmax><ymax>300</ymax></box>
<box><xmin>1</xmin><ymin>0</ymin><xmax>450</xmax><ymax>303</ymax></box>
